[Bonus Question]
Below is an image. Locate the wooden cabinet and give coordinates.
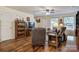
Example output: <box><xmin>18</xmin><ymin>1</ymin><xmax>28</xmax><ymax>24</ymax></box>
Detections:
<box><xmin>76</xmin><ymin>27</ymin><xmax>79</xmax><ymax>36</ymax></box>
<box><xmin>76</xmin><ymin>27</ymin><xmax>79</xmax><ymax>49</ymax></box>
<box><xmin>15</xmin><ymin>20</ymin><xmax>26</xmax><ymax>39</ymax></box>
<box><xmin>25</xmin><ymin>28</ymin><xmax>30</xmax><ymax>36</ymax></box>
<box><xmin>76</xmin><ymin>12</ymin><xmax>79</xmax><ymax>50</ymax></box>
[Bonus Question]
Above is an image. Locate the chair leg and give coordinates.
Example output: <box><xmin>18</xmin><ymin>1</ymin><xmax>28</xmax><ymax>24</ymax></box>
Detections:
<box><xmin>32</xmin><ymin>45</ymin><xmax>35</xmax><ymax>49</ymax></box>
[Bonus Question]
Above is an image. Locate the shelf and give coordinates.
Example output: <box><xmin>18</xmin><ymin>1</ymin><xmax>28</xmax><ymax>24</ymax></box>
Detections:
<box><xmin>18</xmin><ymin>31</ymin><xmax>25</xmax><ymax>34</ymax></box>
<box><xmin>17</xmin><ymin>28</ymin><xmax>25</xmax><ymax>30</ymax></box>
<box><xmin>15</xmin><ymin>20</ymin><xmax>26</xmax><ymax>39</ymax></box>
<box><xmin>18</xmin><ymin>23</ymin><xmax>25</xmax><ymax>26</ymax></box>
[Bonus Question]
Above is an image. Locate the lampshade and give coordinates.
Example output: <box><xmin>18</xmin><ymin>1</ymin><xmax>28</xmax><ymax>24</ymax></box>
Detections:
<box><xmin>53</xmin><ymin>23</ymin><xmax>58</xmax><ymax>28</ymax></box>
<box><xmin>60</xmin><ymin>23</ymin><xmax>64</xmax><ymax>27</ymax></box>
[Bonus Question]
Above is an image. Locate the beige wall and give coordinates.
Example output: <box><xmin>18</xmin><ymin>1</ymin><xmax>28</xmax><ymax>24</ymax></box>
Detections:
<box><xmin>35</xmin><ymin>16</ymin><xmax>51</xmax><ymax>28</ymax></box>
<box><xmin>0</xmin><ymin>7</ymin><xmax>34</xmax><ymax>41</ymax></box>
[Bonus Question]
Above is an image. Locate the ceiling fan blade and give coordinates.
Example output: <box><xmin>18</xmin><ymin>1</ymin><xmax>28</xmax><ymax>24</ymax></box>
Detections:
<box><xmin>50</xmin><ymin>11</ymin><xmax>54</xmax><ymax>13</ymax></box>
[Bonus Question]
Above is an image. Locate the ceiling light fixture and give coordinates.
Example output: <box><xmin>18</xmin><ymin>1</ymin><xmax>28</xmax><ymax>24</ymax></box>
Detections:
<box><xmin>45</xmin><ymin>9</ymin><xmax>54</xmax><ymax>15</ymax></box>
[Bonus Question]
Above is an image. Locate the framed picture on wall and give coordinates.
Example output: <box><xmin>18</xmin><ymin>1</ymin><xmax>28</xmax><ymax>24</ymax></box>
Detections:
<box><xmin>27</xmin><ymin>17</ymin><xmax>30</xmax><ymax>21</ymax></box>
<box><xmin>36</xmin><ymin>18</ymin><xmax>40</xmax><ymax>23</ymax></box>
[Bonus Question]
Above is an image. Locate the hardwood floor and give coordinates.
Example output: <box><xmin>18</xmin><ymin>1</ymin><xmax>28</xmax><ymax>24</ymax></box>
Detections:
<box><xmin>0</xmin><ymin>36</ymin><xmax>79</xmax><ymax>52</ymax></box>
<box><xmin>0</xmin><ymin>36</ymin><xmax>56</xmax><ymax>52</ymax></box>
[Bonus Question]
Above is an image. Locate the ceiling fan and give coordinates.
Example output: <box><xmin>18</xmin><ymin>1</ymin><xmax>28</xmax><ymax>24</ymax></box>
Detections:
<box><xmin>34</xmin><ymin>7</ymin><xmax>55</xmax><ymax>15</ymax></box>
<box><xmin>41</xmin><ymin>8</ymin><xmax>55</xmax><ymax>15</ymax></box>
<box><xmin>45</xmin><ymin>9</ymin><xmax>54</xmax><ymax>13</ymax></box>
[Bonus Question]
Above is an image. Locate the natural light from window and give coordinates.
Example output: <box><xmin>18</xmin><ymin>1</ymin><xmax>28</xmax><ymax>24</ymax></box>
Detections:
<box><xmin>50</xmin><ymin>17</ymin><xmax>58</xmax><ymax>29</ymax></box>
<box><xmin>64</xmin><ymin>16</ymin><xmax>75</xmax><ymax>31</ymax></box>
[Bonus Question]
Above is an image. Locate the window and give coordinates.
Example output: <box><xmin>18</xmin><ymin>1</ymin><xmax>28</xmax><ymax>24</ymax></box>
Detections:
<box><xmin>50</xmin><ymin>18</ymin><xmax>58</xmax><ymax>29</ymax></box>
<box><xmin>64</xmin><ymin>17</ymin><xmax>75</xmax><ymax>30</ymax></box>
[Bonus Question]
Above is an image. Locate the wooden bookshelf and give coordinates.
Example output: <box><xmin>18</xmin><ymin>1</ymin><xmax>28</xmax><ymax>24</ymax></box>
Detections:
<box><xmin>15</xmin><ymin>19</ymin><xmax>26</xmax><ymax>39</ymax></box>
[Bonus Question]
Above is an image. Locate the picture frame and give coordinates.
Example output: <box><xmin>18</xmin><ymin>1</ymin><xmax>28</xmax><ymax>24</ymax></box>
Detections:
<box><xmin>36</xmin><ymin>18</ymin><xmax>40</xmax><ymax>23</ymax></box>
<box><xmin>27</xmin><ymin>17</ymin><xmax>30</xmax><ymax>21</ymax></box>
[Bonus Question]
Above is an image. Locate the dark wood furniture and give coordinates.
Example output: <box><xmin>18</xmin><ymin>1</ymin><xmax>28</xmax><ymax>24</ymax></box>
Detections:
<box><xmin>76</xmin><ymin>11</ymin><xmax>79</xmax><ymax>50</ymax></box>
<box><xmin>76</xmin><ymin>27</ymin><xmax>79</xmax><ymax>36</ymax></box>
<box><xmin>15</xmin><ymin>20</ymin><xmax>26</xmax><ymax>39</ymax></box>
<box><xmin>76</xmin><ymin>27</ymin><xmax>79</xmax><ymax>49</ymax></box>
<box><xmin>25</xmin><ymin>28</ymin><xmax>31</xmax><ymax>36</ymax></box>
<box><xmin>25</xmin><ymin>28</ymin><xmax>30</xmax><ymax>36</ymax></box>
<box><xmin>32</xmin><ymin>28</ymin><xmax>46</xmax><ymax>47</ymax></box>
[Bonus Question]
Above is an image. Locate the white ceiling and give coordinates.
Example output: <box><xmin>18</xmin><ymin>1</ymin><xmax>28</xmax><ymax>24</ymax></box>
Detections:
<box><xmin>6</xmin><ymin>6</ymin><xmax>79</xmax><ymax>16</ymax></box>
